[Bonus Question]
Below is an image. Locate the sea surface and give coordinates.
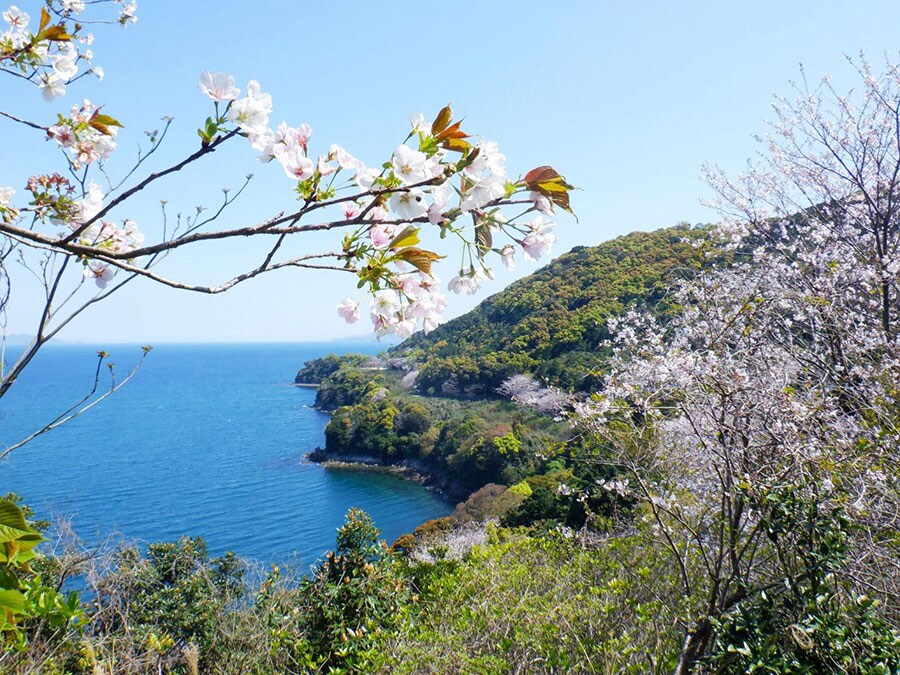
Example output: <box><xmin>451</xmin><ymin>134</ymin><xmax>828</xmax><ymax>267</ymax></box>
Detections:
<box><xmin>0</xmin><ymin>342</ymin><xmax>451</xmax><ymax>568</ymax></box>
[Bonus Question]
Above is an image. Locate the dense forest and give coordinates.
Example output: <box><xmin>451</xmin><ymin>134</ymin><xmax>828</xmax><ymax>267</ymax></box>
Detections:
<box><xmin>393</xmin><ymin>224</ymin><xmax>710</xmax><ymax>394</ymax></box>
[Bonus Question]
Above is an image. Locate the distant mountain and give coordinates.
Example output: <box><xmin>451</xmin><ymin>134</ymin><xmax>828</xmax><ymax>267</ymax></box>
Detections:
<box><xmin>330</xmin><ymin>333</ymin><xmax>402</xmax><ymax>346</ymax></box>
<box><xmin>3</xmin><ymin>333</ymin><xmax>39</xmax><ymax>346</ymax></box>
<box><xmin>391</xmin><ymin>224</ymin><xmax>709</xmax><ymax>395</ymax></box>
<box><xmin>3</xmin><ymin>333</ymin><xmax>72</xmax><ymax>346</ymax></box>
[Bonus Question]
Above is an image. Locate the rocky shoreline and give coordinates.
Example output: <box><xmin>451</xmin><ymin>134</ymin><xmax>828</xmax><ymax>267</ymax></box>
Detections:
<box><xmin>306</xmin><ymin>448</ymin><xmax>464</xmax><ymax>502</ymax></box>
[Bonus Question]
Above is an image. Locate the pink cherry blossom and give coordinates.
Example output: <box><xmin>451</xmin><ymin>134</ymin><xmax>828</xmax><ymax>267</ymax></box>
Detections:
<box><xmin>273</xmin><ymin>145</ymin><xmax>314</xmax><ymax>181</ymax></box>
<box><xmin>369</xmin><ymin>222</ymin><xmax>398</xmax><ymax>249</ymax></box>
<box><xmin>336</xmin><ymin>298</ymin><xmax>360</xmax><ymax>324</ymax></box>
<box><xmin>83</xmin><ymin>261</ymin><xmax>114</xmax><ymax>288</ymax></box>
<box><xmin>342</xmin><ymin>202</ymin><xmax>360</xmax><ymax>220</ymax></box>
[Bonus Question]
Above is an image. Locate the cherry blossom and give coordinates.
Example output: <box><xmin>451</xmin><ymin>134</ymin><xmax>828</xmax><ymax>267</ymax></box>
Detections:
<box><xmin>2</xmin><ymin>5</ymin><xmax>27</xmax><ymax>27</ymax></box>
<box><xmin>118</xmin><ymin>0</ymin><xmax>137</xmax><ymax>25</ymax></box>
<box><xmin>460</xmin><ymin>175</ymin><xmax>506</xmax><ymax>212</ymax></box>
<box><xmin>227</xmin><ymin>80</ymin><xmax>272</xmax><ymax>135</ymax></box>
<box><xmin>273</xmin><ymin>144</ymin><xmax>313</xmax><ymax>181</ymax></box>
<box><xmin>336</xmin><ymin>298</ymin><xmax>360</xmax><ymax>324</ymax></box>
<box><xmin>427</xmin><ymin>182</ymin><xmax>452</xmax><ymax>225</ymax></box>
<box><xmin>371</xmin><ymin>289</ymin><xmax>401</xmax><ymax>318</ymax></box>
<box><xmin>447</xmin><ymin>273</ymin><xmax>479</xmax><ymax>295</ymax></box>
<box><xmin>60</xmin><ymin>0</ymin><xmax>85</xmax><ymax>13</ymax></box>
<box><xmin>499</xmin><ymin>243</ymin><xmax>516</xmax><ymax>270</ymax></box>
<box><xmin>529</xmin><ymin>190</ymin><xmax>553</xmax><ymax>214</ymax></box>
<box><xmin>408</xmin><ymin>112</ymin><xmax>429</xmax><ymax>135</ymax></box>
<box><xmin>83</xmin><ymin>260</ymin><xmax>114</xmax><ymax>288</ymax></box>
<box><xmin>198</xmin><ymin>71</ymin><xmax>240</xmax><ymax>102</ymax></box>
<box><xmin>342</xmin><ymin>202</ymin><xmax>360</xmax><ymax>220</ymax></box>
<box><xmin>327</xmin><ymin>144</ymin><xmax>359</xmax><ymax>171</ymax></box>
<box><xmin>70</xmin><ymin>181</ymin><xmax>104</xmax><ymax>225</ymax></box>
<box><xmin>389</xmin><ymin>188</ymin><xmax>428</xmax><ymax>219</ymax></box>
<box><xmin>520</xmin><ymin>216</ymin><xmax>556</xmax><ymax>261</ymax></box>
<box><xmin>465</xmin><ymin>140</ymin><xmax>506</xmax><ymax>178</ymax></box>
<box><xmin>391</xmin><ymin>144</ymin><xmax>428</xmax><ymax>184</ymax></box>
<box><xmin>368</xmin><ymin>222</ymin><xmax>398</xmax><ymax>249</ymax></box>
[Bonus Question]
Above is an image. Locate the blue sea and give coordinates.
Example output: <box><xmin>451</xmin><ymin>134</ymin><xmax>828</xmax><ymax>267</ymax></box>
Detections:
<box><xmin>0</xmin><ymin>342</ymin><xmax>451</xmax><ymax>567</ymax></box>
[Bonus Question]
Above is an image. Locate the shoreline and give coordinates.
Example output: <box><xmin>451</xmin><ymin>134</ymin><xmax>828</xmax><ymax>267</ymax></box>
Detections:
<box><xmin>305</xmin><ymin>450</ymin><xmax>460</xmax><ymax>503</ymax></box>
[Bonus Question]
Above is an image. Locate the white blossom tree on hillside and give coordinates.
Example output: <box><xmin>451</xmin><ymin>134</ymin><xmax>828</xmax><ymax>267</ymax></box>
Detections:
<box><xmin>575</xmin><ymin>56</ymin><xmax>900</xmax><ymax>673</ymax></box>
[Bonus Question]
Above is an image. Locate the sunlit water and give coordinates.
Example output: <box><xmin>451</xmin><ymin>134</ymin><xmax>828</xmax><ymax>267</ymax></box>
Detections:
<box><xmin>0</xmin><ymin>342</ymin><xmax>450</xmax><ymax>567</ymax></box>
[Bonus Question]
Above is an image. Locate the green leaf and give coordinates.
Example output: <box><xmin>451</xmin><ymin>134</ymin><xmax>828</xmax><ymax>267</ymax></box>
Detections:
<box><xmin>441</xmin><ymin>137</ymin><xmax>471</xmax><ymax>153</ymax></box>
<box><xmin>92</xmin><ymin>113</ymin><xmax>124</xmax><ymax>129</ymax></box>
<box><xmin>0</xmin><ymin>500</ymin><xmax>41</xmax><ymax>548</ymax></box>
<box><xmin>389</xmin><ymin>225</ymin><xmax>420</xmax><ymax>250</ymax></box>
<box><xmin>0</xmin><ymin>589</ymin><xmax>25</xmax><ymax>616</ymax></box>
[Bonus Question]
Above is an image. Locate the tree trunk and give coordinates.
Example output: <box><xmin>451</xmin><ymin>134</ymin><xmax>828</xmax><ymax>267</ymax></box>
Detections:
<box><xmin>674</xmin><ymin>618</ymin><xmax>712</xmax><ymax>675</ymax></box>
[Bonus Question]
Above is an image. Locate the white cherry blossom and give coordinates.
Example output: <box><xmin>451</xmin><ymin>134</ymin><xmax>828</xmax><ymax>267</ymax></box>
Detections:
<box><xmin>198</xmin><ymin>71</ymin><xmax>240</xmax><ymax>102</ymax></box>
<box><xmin>227</xmin><ymin>80</ymin><xmax>272</xmax><ymax>136</ymax></box>
<box><xmin>390</xmin><ymin>188</ymin><xmax>428</xmax><ymax>219</ymax></box>
<box><xmin>392</xmin><ymin>144</ymin><xmax>428</xmax><ymax>184</ymax></box>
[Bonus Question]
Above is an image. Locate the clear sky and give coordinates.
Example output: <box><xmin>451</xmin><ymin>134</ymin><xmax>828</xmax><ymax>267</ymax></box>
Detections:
<box><xmin>3</xmin><ymin>0</ymin><xmax>900</xmax><ymax>343</ymax></box>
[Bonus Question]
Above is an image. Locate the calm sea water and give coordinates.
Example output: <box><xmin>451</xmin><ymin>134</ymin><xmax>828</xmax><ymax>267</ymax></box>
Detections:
<box><xmin>0</xmin><ymin>342</ymin><xmax>450</xmax><ymax>567</ymax></box>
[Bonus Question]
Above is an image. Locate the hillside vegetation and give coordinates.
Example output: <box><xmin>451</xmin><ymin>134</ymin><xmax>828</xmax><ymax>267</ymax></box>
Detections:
<box><xmin>393</xmin><ymin>223</ymin><xmax>709</xmax><ymax>395</ymax></box>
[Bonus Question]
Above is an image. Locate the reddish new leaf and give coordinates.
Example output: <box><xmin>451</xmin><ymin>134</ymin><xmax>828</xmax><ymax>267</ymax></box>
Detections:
<box><xmin>431</xmin><ymin>105</ymin><xmax>453</xmax><ymax>136</ymax></box>
<box><xmin>394</xmin><ymin>247</ymin><xmax>443</xmax><ymax>275</ymax></box>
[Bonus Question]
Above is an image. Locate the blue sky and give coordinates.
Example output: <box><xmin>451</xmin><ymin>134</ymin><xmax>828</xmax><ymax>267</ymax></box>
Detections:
<box><xmin>3</xmin><ymin>0</ymin><xmax>900</xmax><ymax>342</ymax></box>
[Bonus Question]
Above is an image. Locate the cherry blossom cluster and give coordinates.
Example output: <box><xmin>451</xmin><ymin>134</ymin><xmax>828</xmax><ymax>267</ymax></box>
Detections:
<box><xmin>497</xmin><ymin>373</ymin><xmax>572</xmax><ymax>416</ymax></box>
<box><xmin>23</xmin><ymin>177</ymin><xmax>144</xmax><ymax>287</ymax></box>
<box><xmin>48</xmin><ymin>99</ymin><xmax>119</xmax><ymax>168</ymax></box>
<box><xmin>1</xmin><ymin>2</ymin><xmax>132</xmax><ymax>101</ymax></box>
<box><xmin>197</xmin><ymin>71</ymin><xmax>574</xmax><ymax>337</ymax></box>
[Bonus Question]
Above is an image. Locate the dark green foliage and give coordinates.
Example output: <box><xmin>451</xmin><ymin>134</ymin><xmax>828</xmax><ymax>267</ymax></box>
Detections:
<box><xmin>290</xmin><ymin>509</ymin><xmax>413</xmax><ymax>672</ymax></box>
<box><xmin>90</xmin><ymin>537</ymin><xmax>244</xmax><ymax>669</ymax></box>
<box><xmin>0</xmin><ymin>494</ymin><xmax>82</xmax><ymax>655</ymax></box>
<box><xmin>315</xmin><ymin>363</ymin><xmax>384</xmax><ymax>411</ymax></box>
<box><xmin>705</xmin><ymin>488</ymin><xmax>900</xmax><ymax>673</ymax></box>
<box><xmin>502</xmin><ymin>486</ymin><xmax>571</xmax><ymax>527</ymax></box>
<box><xmin>324</xmin><ymin>391</ymin><xmax>567</xmax><ymax>496</ymax></box>
<box><xmin>394</xmin><ymin>224</ymin><xmax>709</xmax><ymax>395</ymax></box>
<box><xmin>295</xmin><ymin>353</ymin><xmax>379</xmax><ymax>385</ymax></box>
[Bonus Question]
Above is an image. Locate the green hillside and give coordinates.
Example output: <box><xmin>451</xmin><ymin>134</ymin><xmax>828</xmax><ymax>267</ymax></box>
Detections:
<box><xmin>393</xmin><ymin>223</ymin><xmax>708</xmax><ymax>395</ymax></box>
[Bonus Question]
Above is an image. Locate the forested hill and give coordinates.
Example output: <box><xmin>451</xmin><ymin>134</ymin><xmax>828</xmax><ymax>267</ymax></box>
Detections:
<box><xmin>392</xmin><ymin>223</ymin><xmax>709</xmax><ymax>395</ymax></box>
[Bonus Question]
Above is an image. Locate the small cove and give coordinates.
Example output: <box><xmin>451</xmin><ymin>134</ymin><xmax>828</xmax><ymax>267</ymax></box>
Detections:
<box><xmin>0</xmin><ymin>342</ymin><xmax>452</xmax><ymax>567</ymax></box>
